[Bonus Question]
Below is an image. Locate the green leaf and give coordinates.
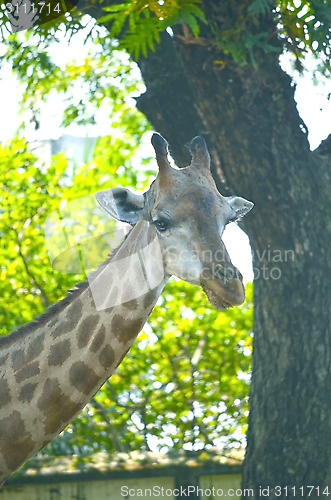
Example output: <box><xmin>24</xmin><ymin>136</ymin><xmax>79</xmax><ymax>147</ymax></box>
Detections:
<box><xmin>248</xmin><ymin>0</ymin><xmax>273</xmax><ymax>16</ymax></box>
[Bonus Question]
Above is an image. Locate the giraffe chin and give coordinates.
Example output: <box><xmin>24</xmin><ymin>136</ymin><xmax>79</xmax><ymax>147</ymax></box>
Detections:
<box><xmin>202</xmin><ymin>278</ymin><xmax>245</xmax><ymax>310</ymax></box>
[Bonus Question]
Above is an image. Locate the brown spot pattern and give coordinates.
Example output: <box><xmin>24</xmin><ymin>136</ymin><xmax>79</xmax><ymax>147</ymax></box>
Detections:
<box><xmin>77</xmin><ymin>315</ymin><xmax>99</xmax><ymax>349</ymax></box>
<box><xmin>69</xmin><ymin>361</ymin><xmax>100</xmax><ymax>395</ymax></box>
<box><xmin>0</xmin><ymin>379</ymin><xmax>11</xmax><ymax>407</ymax></box>
<box><xmin>18</xmin><ymin>383</ymin><xmax>37</xmax><ymax>403</ymax></box>
<box><xmin>143</xmin><ymin>290</ymin><xmax>157</xmax><ymax>310</ymax></box>
<box><xmin>37</xmin><ymin>378</ymin><xmax>82</xmax><ymax>435</ymax></box>
<box><xmin>99</xmin><ymin>344</ymin><xmax>115</xmax><ymax>369</ymax></box>
<box><xmin>0</xmin><ymin>354</ymin><xmax>9</xmax><ymax>366</ymax></box>
<box><xmin>0</xmin><ymin>411</ymin><xmax>35</xmax><ymax>470</ymax></box>
<box><xmin>48</xmin><ymin>339</ymin><xmax>71</xmax><ymax>366</ymax></box>
<box><xmin>11</xmin><ymin>349</ymin><xmax>24</xmax><ymax>371</ymax></box>
<box><xmin>123</xmin><ymin>297</ymin><xmax>139</xmax><ymax>311</ymax></box>
<box><xmin>90</xmin><ymin>325</ymin><xmax>106</xmax><ymax>353</ymax></box>
<box><xmin>15</xmin><ymin>361</ymin><xmax>40</xmax><ymax>384</ymax></box>
<box><xmin>11</xmin><ymin>334</ymin><xmax>44</xmax><ymax>371</ymax></box>
<box><xmin>51</xmin><ymin>298</ymin><xmax>83</xmax><ymax>339</ymax></box>
<box><xmin>111</xmin><ymin>314</ymin><xmax>143</xmax><ymax>344</ymax></box>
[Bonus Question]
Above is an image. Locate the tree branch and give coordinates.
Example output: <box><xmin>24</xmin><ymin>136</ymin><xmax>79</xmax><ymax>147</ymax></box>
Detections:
<box><xmin>11</xmin><ymin>226</ymin><xmax>51</xmax><ymax>309</ymax></box>
<box><xmin>89</xmin><ymin>399</ymin><xmax>131</xmax><ymax>453</ymax></box>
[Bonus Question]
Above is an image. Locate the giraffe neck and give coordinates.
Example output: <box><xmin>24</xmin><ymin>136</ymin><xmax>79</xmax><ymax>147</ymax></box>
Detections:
<box><xmin>0</xmin><ymin>221</ymin><xmax>168</xmax><ymax>484</ymax></box>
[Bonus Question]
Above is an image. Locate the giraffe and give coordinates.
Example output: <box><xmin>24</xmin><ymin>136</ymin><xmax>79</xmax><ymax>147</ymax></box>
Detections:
<box><xmin>0</xmin><ymin>133</ymin><xmax>253</xmax><ymax>485</ymax></box>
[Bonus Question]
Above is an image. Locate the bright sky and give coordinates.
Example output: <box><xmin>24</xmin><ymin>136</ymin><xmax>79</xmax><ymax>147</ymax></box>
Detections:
<box><xmin>0</xmin><ymin>27</ymin><xmax>330</xmax><ymax>283</ymax></box>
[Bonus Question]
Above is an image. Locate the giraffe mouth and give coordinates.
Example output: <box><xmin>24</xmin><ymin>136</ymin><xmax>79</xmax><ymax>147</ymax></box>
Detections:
<box><xmin>201</xmin><ymin>269</ymin><xmax>245</xmax><ymax>310</ymax></box>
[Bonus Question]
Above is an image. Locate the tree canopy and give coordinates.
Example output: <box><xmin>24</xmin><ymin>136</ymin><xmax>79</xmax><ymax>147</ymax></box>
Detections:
<box><xmin>0</xmin><ymin>0</ymin><xmax>330</xmax><ymax>134</ymax></box>
<box><xmin>1</xmin><ymin>0</ymin><xmax>330</xmax><ymax>72</ymax></box>
<box><xmin>95</xmin><ymin>0</ymin><xmax>331</xmax><ymax>67</ymax></box>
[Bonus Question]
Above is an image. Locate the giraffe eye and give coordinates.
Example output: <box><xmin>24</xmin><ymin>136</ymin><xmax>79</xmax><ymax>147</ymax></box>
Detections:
<box><xmin>153</xmin><ymin>219</ymin><xmax>168</xmax><ymax>232</ymax></box>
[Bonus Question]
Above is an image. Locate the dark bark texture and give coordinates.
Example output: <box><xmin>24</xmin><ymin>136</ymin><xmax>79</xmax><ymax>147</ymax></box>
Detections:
<box><xmin>78</xmin><ymin>0</ymin><xmax>331</xmax><ymax>497</ymax></box>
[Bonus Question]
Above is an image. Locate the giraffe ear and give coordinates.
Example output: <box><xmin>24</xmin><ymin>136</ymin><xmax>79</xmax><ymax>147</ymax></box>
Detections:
<box><xmin>225</xmin><ymin>196</ymin><xmax>254</xmax><ymax>220</ymax></box>
<box><xmin>96</xmin><ymin>187</ymin><xmax>145</xmax><ymax>224</ymax></box>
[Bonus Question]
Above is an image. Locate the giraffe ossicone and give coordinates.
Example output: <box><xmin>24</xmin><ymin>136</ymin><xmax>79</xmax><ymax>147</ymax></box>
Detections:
<box><xmin>0</xmin><ymin>133</ymin><xmax>253</xmax><ymax>486</ymax></box>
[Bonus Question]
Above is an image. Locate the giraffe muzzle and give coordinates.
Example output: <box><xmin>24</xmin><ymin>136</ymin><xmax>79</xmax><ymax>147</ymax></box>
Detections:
<box><xmin>201</xmin><ymin>266</ymin><xmax>245</xmax><ymax>310</ymax></box>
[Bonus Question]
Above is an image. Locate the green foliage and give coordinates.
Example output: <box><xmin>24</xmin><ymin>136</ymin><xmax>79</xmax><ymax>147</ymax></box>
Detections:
<box><xmin>98</xmin><ymin>5</ymin><xmax>163</xmax><ymax>59</ymax></box>
<box><xmin>1</xmin><ymin>0</ymin><xmax>330</xmax><ymax>73</ymax></box>
<box><xmin>92</xmin><ymin>0</ymin><xmax>329</xmax><ymax>69</ymax></box>
<box><xmin>208</xmin><ymin>0</ymin><xmax>330</xmax><ymax>69</ymax></box>
<box><xmin>118</xmin><ymin>0</ymin><xmax>328</xmax><ymax>70</ymax></box>
<box><xmin>98</xmin><ymin>0</ymin><xmax>206</xmax><ymax>59</ymax></box>
<box><xmin>0</xmin><ymin>138</ymin><xmax>70</xmax><ymax>333</ymax></box>
<box><xmin>276</xmin><ymin>0</ymin><xmax>331</xmax><ymax>66</ymax></box>
<box><xmin>1</xmin><ymin>0</ymin><xmax>330</xmax><ymax>113</ymax></box>
<box><xmin>248</xmin><ymin>0</ymin><xmax>274</xmax><ymax>16</ymax></box>
<box><xmin>3</xmin><ymin>33</ymin><xmax>146</xmax><ymax>129</ymax></box>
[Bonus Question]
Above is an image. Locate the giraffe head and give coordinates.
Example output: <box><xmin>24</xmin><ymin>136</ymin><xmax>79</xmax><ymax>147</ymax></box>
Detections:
<box><xmin>96</xmin><ymin>134</ymin><xmax>253</xmax><ymax>310</ymax></box>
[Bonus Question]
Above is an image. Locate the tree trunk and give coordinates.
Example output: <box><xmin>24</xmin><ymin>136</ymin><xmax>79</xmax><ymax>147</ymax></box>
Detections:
<box><xmin>79</xmin><ymin>0</ymin><xmax>331</xmax><ymax>496</ymax></box>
